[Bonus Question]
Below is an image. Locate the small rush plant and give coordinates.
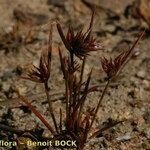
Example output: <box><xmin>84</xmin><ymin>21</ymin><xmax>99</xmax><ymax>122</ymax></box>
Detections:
<box><xmin>5</xmin><ymin>9</ymin><xmax>144</xmax><ymax>150</ymax></box>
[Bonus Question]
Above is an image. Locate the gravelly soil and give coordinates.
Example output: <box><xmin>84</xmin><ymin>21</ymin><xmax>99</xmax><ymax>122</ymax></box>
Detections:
<box><xmin>0</xmin><ymin>0</ymin><xmax>149</xmax><ymax>150</ymax></box>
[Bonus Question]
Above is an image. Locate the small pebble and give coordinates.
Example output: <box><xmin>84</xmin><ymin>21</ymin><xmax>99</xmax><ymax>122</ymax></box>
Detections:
<box><xmin>105</xmin><ymin>24</ymin><xmax>116</xmax><ymax>33</ymax></box>
<box><xmin>142</xmin><ymin>80</ymin><xmax>150</xmax><ymax>90</ymax></box>
<box><xmin>47</xmin><ymin>0</ymin><xmax>65</xmax><ymax>7</ymax></box>
<box><xmin>136</xmin><ymin>70</ymin><xmax>146</xmax><ymax>79</ymax></box>
<box><xmin>1</xmin><ymin>70</ymin><xmax>13</xmax><ymax>81</ymax></box>
<box><xmin>116</xmin><ymin>132</ymin><xmax>131</xmax><ymax>141</ymax></box>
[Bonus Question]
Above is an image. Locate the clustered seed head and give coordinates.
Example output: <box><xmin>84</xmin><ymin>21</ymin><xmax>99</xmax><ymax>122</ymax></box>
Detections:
<box><xmin>22</xmin><ymin>49</ymin><xmax>51</xmax><ymax>83</ymax></box>
<box><xmin>22</xmin><ymin>25</ymin><xmax>53</xmax><ymax>83</ymax></box>
<box><xmin>57</xmin><ymin>10</ymin><xmax>102</xmax><ymax>59</ymax></box>
<box><xmin>101</xmin><ymin>57</ymin><xmax>118</xmax><ymax>79</ymax></box>
<box><xmin>101</xmin><ymin>31</ymin><xmax>145</xmax><ymax>79</ymax></box>
<box><xmin>59</xmin><ymin>48</ymin><xmax>80</xmax><ymax>78</ymax></box>
<box><xmin>65</xmin><ymin>26</ymin><xmax>100</xmax><ymax>59</ymax></box>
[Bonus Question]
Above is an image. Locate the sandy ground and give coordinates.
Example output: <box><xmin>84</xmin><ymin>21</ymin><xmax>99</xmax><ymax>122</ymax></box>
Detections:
<box><xmin>0</xmin><ymin>0</ymin><xmax>150</xmax><ymax>149</ymax></box>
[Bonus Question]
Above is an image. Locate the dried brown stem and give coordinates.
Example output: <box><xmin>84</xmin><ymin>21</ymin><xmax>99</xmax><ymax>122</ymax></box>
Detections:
<box><xmin>59</xmin><ymin>108</ymin><xmax>62</xmax><ymax>133</ymax></box>
<box><xmin>65</xmin><ymin>79</ymin><xmax>69</xmax><ymax>121</ymax></box>
<box><xmin>89</xmin><ymin>120</ymin><xmax>124</xmax><ymax>139</ymax></box>
<box><xmin>0</xmin><ymin>123</ymin><xmax>25</xmax><ymax>135</ymax></box>
<box><xmin>116</xmin><ymin>31</ymin><xmax>145</xmax><ymax>78</ymax></box>
<box><xmin>18</xmin><ymin>94</ymin><xmax>55</xmax><ymax>135</ymax></box>
<box><xmin>70</xmin><ymin>52</ymin><xmax>74</xmax><ymax>70</ymax></box>
<box><xmin>89</xmin><ymin>79</ymin><xmax>110</xmax><ymax>132</ymax></box>
<box><xmin>44</xmin><ymin>82</ymin><xmax>58</xmax><ymax>134</ymax></box>
<box><xmin>77</xmin><ymin>57</ymin><xmax>86</xmax><ymax>100</ymax></box>
<box><xmin>77</xmin><ymin>63</ymin><xmax>90</xmax><ymax>126</ymax></box>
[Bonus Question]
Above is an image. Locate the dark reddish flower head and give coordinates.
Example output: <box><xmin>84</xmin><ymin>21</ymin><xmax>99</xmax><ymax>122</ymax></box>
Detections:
<box><xmin>58</xmin><ymin>48</ymin><xmax>80</xmax><ymax>79</ymax></box>
<box><xmin>23</xmin><ymin>50</ymin><xmax>51</xmax><ymax>83</ymax></box>
<box><xmin>101</xmin><ymin>31</ymin><xmax>145</xmax><ymax>79</ymax></box>
<box><xmin>101</xmin><ymin>57</ymin><xmax>117</xmax><ymax>79</ymax></box>
<box><xmin>57</xmin><ymin>10</ymin><xmax>102</xmax><ymax>59</ymax></box>
<box><xmin>22</xmin><ymin>25</ymin><xmax>53</xmax><ymax>83</ymax></box>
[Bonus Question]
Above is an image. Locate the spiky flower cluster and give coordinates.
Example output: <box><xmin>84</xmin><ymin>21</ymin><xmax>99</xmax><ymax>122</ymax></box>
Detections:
<box><xmin>57</xmin><ymin>10</ymin><xmax>101</xmax><ymax>59</ymax></box>
<box><xmin>101</xmin><ymin>31</ymin><xmax>144</xmax><ymax>79</ymax></box>
<box><xmin>22</xmin><ymin>26</ymin><xmax>53</xmax><ymax>83</ymax></box>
